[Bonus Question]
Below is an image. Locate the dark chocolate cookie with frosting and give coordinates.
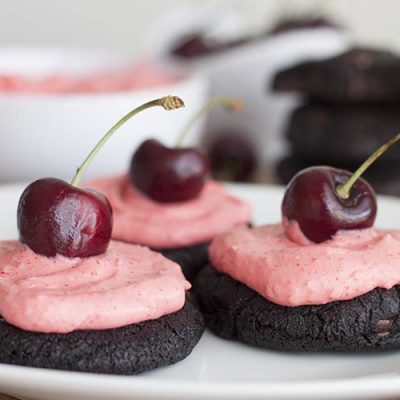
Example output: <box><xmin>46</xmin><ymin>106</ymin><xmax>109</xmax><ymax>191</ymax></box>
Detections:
<box><xmin>195</xmin><ymin>265</ymin><xmax>400</xmax><ymax>351</ymax></box>
<box><xmin>160</xmin><ymin>242</ymin><xmax>209</xmax><ymax>281</ymax></box>
<box><xmin>0</xmin><ymin>298</ymin><xmax>204</xmax><ymax>374</ymax></box>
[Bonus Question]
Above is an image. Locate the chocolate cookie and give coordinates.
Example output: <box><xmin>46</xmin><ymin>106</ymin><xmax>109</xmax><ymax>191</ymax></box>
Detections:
<box><xmin>273</xmin><ymin>48</ymin><xmax>400</xmax><ymax>102</ymax></box>
<box><xmin>195</xmin><ymin>265</ymin><xmax>400</xmax><ymax>351</ymax></box>
<box><xmin>160</xmin><ymin>242</ymin><xmax>209</xmax><ymax>281</ymax></box>
<box><xmin>0</xmin><ymin>299</ymin><xmax>204</xmax><ymax>374</ymax></box>
<box><xmin>276</xmin><ymin>155</ymin><xmax>400</xmax><ymax>197</ymax></box>
<box><xmin>285</xmin><ymin>102</ymin><xmax>400</xmax><ymax>162</ymax></box>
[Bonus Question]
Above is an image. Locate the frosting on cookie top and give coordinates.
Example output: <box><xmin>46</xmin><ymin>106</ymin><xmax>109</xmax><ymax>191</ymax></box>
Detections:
<box><xmin>209</xmin><ymin>223</ymin><xmax>400</xmax><ymax>306</ymax></box>
<box><xmin>0</xmin><ymin>240</ymin><xmax>190</xmax><ymax>333</ymax></box>
<box><xmin>88</xmin><ymin>174</ymin><xmax>251</xmax><ymax>249</ymax></box>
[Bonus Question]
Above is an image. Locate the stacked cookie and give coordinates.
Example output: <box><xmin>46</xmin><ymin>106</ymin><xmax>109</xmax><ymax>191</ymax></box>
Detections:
<box><xmin>272</xmin><ymin>48</ymin><xmax>400</xmax><ymax>196</ymax></box>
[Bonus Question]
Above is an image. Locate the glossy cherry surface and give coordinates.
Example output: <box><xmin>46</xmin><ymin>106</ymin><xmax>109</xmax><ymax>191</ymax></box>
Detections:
<box><xmin>209</xmin><ymin>132</ymin><xmax>257</xmax><ymax>182</ymax></box>
<box><xmin>282</xmin><ymin>166</ymin><xmax>377</xmax><ymax>243</ymax></box>
<box><xmin>130</xmin><ymin>139</ymin><xmax>209</xmax><ymax>203</ymax></box>
<box><xmin>18</xmin><ymin>178</ymin><xmax>113</xmax><ymax>257</ymax></box>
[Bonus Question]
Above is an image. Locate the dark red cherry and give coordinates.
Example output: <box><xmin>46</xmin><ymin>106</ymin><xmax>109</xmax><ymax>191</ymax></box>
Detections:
<box><xmin>18</xmin><ymin>178</ymin><xmax>113</xmax><ymax>257</ymax></box>
<box><xmin>128</xmin><ymin>97</ymin><xmax>241</xmax><ymax>202</ymax></box>
<box><xmin>130</xmin><ymin>139</ymin><xmax>209</xmax><ymax>203</ymax></box>
<box><xmin>282</xmin><ymin>167</ymin><xmax>377</xmax><ymax>243</ymax></box>
<box><xmin>209</xmin><ymin>132</ymin><xmax>257</xmax><ymax>182</ymax></box>
<box><xmin>281</xmin><ymin>133</ymin><xmax>400</xmax><ymax>243</ymax></box>
<box><xmin>16</xmin><ymin>96</ymin><xmax>184</xmax><ymax>258</ymax></box>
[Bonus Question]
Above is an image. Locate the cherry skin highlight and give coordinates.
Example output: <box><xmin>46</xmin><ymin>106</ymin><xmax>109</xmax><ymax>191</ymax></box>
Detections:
<box><xmin>282</xmin><ymin>166</ymin><xmax>377</xmax><ymax>243</ymax></box>
<box><xmin>18</xmin><ymin>178</ymin><xmax>113</xmax><ymax>257</ymax></box>
<box><xmin>130</xmin><ymin>139</ymin><xmax>209</xmax><ymax>203</ymax></box>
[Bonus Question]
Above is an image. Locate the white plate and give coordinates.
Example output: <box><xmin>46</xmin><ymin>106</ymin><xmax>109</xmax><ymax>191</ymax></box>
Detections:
<box><xmin>2</xmin><ymin>182</ymin><xmax>400</xmax><ymax>400</ymax></box>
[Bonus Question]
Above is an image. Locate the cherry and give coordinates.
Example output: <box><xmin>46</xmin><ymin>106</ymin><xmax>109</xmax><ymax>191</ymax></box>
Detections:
<box><xmin>282</xmin><ymin>167</ymin><xmax>376</xmax><ymax>243</ymax></box>
<box><xmin>208</xmin><ymin>132</ymin><xmax>257</xmax><ymax>182</ymax></box>
<box><xmin>18</xmin><ymin>179</ymin><xmax>112</xmax><ymax>257</ymax></box>
<box><xmin>130</xmin><ymin>139</ymin><xmax>208</xmax><ymax>203</ymax></box>
<box><xmin>282</xmin><ymin>134</ymin><xmax>400</xmax><ymax>243</ymax></box>
<box><xmin>130</xmin><ymin>97</ymin><xmax>242</xmax><ymax>203</ymax></box>
<box><xmin>18</xmin><ymin>96</ymin><xmax>184</xmax><ymax>257</ymax></box>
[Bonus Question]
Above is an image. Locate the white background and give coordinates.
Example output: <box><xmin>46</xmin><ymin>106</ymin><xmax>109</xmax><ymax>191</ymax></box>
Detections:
<box><xmin>0</xmin><ymin>0</ymin><xmax>399</xmax><ymax>55</ymax></box>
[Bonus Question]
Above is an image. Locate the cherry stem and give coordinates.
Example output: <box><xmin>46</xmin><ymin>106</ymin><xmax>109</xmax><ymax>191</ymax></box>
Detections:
<box><xmin>175</xmin><ymin>96</ymin><xmax>243</xmax><ymax>147</ymax></box>
<box><xmin>336</xmin><ymin>133</ymin><xmax>400</xmax><ymax>199</ymax></box>
<box><xmin>71</xmin><ymin>96</ymin><xmax>185</xmax><ymax>187</ymax></box>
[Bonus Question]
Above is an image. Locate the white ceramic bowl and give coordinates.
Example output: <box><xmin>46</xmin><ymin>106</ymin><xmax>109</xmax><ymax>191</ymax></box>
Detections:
<box><xmin>0</xmin><ymin>47</ymin><xmax>208</xmax><ymax>183</ymax></box>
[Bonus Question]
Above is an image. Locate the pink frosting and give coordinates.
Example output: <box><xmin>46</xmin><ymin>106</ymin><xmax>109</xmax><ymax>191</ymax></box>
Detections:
<box><xmin>0</xmin><ymin>63</ymin><xmax>178</xmax><ymax>94</ymax></box>
<box><xmin>0</xmin><ymin>240</ymin><xmax>190</xmax><ymax>333</ymax></box>
<box><xmin>209</xmin><ymin>223</ymin><xmax>400</xmax><ymax>306</ymax></box>
<box><xmin>87</xmin><ymin>175</ymin><xmax>251</xmax><ymax>249</ymax></box>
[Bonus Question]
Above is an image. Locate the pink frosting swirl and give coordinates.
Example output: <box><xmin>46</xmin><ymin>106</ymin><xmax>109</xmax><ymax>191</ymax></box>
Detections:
<box><xmin>0</xmin><ymin>240</ymin><xmax>190</xmax><ymax>333</ymax></box>
<box><xmin>210</xmin><ymin>223</ymin><xmax>400</xmax><ymax>306</ymax></box>
<box><xmin>88</xmin><ymin>175</ymin><xmax>251</xmax><ymax>248</ymax></box>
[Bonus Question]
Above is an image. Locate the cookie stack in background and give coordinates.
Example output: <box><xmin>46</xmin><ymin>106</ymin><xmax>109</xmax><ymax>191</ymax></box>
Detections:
<box><xmin>272</xmin><ymin>48</ymin><xmax>400</xmax><ymax>196</ymax></box>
